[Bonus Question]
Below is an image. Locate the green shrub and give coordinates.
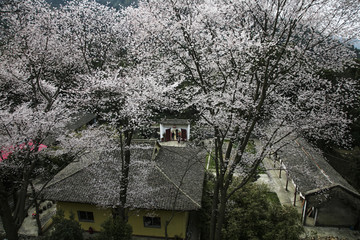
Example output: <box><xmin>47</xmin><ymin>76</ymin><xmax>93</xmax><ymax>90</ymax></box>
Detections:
<box><xmin>96</xmin><ymin>216</ymin><xmax>132</xmax><ymax>240</ymax></box>
<box><xmin>47</xmin><ymin>209</ymin><xmax>84</xmax><ymax>240</ymax></box>
<box><xmin>222</xmin><ymin>183</ymin><xmax>304</xmax><ymax>240</ymax></box>
<box><xmin>199</xmin><ymin>176</ymin><xmax>303</xmax><ymax>240</ymax></box>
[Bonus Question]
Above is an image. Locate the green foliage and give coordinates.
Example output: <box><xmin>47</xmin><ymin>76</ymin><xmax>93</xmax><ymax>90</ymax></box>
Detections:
<box><xmin>96</xmin><ymin>216</ymin><xmax>132</xmax><ymax>240</ymax></box>
<box><xmin>199</xmin><ymin>176</ymin><xmax>303</xmax><ymax>240</ymax></box>
<box><xmin>222</xmin><ymin>183</ymin><xmax>304</xmax><ymax>240</ymax></box>
<box><xmin>47</xmin><ymin>209</ymin><xmax>84</xmax><ymax>240</ymax></box>
<box><xmin>206</xmin><ymin>140</ymin><xmax>256</xmax><ymax>171</ymax></box>
<box><xmin>245</xmin><ymin>139</ymin><xmax>256</xmax><ymax>154</ymax></box>
<box><xmin>206</xmin><ymin>152</ymin><xmax>216</xmax><ymax>170</ymax></box>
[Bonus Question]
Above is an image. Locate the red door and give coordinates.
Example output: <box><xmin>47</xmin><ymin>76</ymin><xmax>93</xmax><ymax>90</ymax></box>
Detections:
<box><xmin>181</xmin><ymin>129</ymin><xmax>187</xmax><ymax>141</ymax></box>
<box><xmin>165</xmin><ymin>129</ymin><xmax>171</xmax><ymax>141</ymax></box>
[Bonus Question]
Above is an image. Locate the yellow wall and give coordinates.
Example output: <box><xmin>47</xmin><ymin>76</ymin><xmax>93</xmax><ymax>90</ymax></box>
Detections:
<box><xmin>128</xmin><ymin>209</ymin><xmax>189</xmax><ymax>239</ymax></box>
<box><xmin>57</xmin><ymin>201</ymin><xmax>111</xmax><ymax>232</ymax></box>
<box><xmin>57</xmin><ymin>202</ymin><xmax>189</xmax><ymax>239</ymax></box>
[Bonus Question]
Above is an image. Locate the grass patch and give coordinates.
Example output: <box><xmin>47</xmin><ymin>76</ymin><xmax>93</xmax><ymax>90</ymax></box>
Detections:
<box><xmin>256</xmin><ymin>164</ymin><xmax>266</xmax><ymax>174</ymax></box>
<box><xmin>245</xmin><ymin>139</ymin><xmax>256</xmax><ymax>154</ymax></box>
<box><xmin>206</xmin><ymin>139</ymin><xmax>256</xmax><ymax>171</ymax></box>
<box><xmin>266</xmin><ymin>192</ymin><xmax>281</xmax><ymax>205</ymax></box>
<box><xmin>206</xmin><ymin>152</ymin><xmax>216</xmax><ymax>170</ymax></box>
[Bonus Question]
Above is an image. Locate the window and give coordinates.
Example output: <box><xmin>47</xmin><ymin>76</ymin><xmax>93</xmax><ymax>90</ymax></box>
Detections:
<box><xmin>77</xmin><ymin>211</ymin><xmax>94</xmax><ymax>222</ymax></box>
<box><xmin>143</xmin><ymin>216</ymin><xmax>161</xmax><ymax>228</ymax></box>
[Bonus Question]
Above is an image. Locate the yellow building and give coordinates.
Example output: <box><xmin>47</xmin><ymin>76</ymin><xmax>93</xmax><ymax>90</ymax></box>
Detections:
<box><xmin>44</xmin><ymin>143</ymin><xmax>206</xmax><ymax>239</ymax></box>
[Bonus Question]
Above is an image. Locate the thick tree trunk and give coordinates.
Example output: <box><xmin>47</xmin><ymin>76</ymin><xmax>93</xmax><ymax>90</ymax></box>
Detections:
<box><xmin>119</xmin><ymin>148</ymin><xmax>131</xmax><ymax>221</ymax></box>
<box><xmin>214</xmin><ymin>188</ymin><xmax>228</xmax><ymax>240</ymax></box>
<box><xmin>34</xmin><ymin>200</ymin><xmax>42</xmax><ymax>236</ymax></box>
<box><xmin>0</xmin><ymin>154</ymin><xmax>38</xmax><ymax>240</ymax></box>
<box><xmin>30</xmin><ymin>182</ymin><xmax>42</xmax><ymax>236</ymax></box>
<box><xmin>118</xmin><ymin>129</ymin><xmax>133</xmax><ymax>222</ymax></box>
<box><xmin>209</xmin><ymin>179</ymin><xmax>219</xmax><ymax>240</ymax></box>
<box><xmin>13</xmin><ymin>154</ymin><xmax>37</xmax><ymax>228</ymax></box>
<box><xmin>11</xmin><ymin>190</ymin><xmax>17</xmax><ymax>212</ymax></box>
<box><xmin>13</xmin><ymin>184</ymin><xmax>28</xmax><ymax>227</ymax></box>
<box><xmin>165</xmin><ymin>220</ymin><xmax>170</xmax><ymax>240</ymax></box>
<box><xmin>0</xmin><ymin>192</ymin><xmax>19</xmax><ymax>240</ymax></box>
<box><xmin>210</xmin><ymin>134</ymin><xmax>228</xmax><ymax>240</ymax></box>
<box><xmin>0</xmin><ymin>214</ymin><xmax>19</xmax><ymax>240</ymax></box>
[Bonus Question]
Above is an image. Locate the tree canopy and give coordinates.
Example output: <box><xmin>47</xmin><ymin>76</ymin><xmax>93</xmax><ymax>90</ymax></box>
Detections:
<box><xmin>0</xmin><ymin>0</ymin><xmax>359</xmax><ymax>240</ymax></box>
<box><xmin>123</xmin><ymin>1</ymin><xmax>360</xmax><ymax>239</ymax></box>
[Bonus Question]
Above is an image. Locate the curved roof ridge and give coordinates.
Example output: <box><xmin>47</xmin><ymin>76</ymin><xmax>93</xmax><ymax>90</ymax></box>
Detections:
<box><xmin>294</xmin><ymin>140</ymin><xmax>333</xmax><ymax>185</ymax></box>
<box><xmin>278</xmin><ymin>138</ymin><xmax>358</xmax><ymax>194</ymax></box>
<box><xmin>305</xmin><ymin>183</ymin><xmax>360</xmax><ymax>198</ymax></box>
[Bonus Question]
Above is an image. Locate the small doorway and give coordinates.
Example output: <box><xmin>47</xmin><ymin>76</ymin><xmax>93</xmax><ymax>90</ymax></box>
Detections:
<box><xmin>181</xmin><ymin>129</ymin><xmax>187</xmax><ymax>141</ymax></box>
<box><xmin>165</xmin><ymin>129</ymin><xmax>171</xmax><ymax>141</ymax></box>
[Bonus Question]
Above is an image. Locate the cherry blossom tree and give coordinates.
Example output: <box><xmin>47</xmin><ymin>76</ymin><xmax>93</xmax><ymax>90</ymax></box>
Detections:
<box><xmin>0</xmin><ymin>1</ymin><xmax>80</xmax><ymax>239</ymax></box>
<box><xmin>1</xmin><ymin>0</ymin><xmax>168</xmax><ymax>231</ymax></box>
<box><xmin>123</xmin><ymin>0</ymin><xmax>360</xmax><ymax>239</ymax></box>
<box><xmin>0</xmin><ymin>103</ymin><xmax>74</xmax><ymax>240</ymax></box>
<box><xmin>72</xmin><ymin>65</ymin><xmax>175</xmax><ymax>221</ymax></box>
<box><xmin>30</xmin><ymin>0</ymin><xmax>174</xmax><ymax>223</ymax></box>
<box><xmin>59</xmin><ymin>1</ymin><xmax>176</xmax><ymax>222</ymax></box>
<box><xmin>0</xmin><ymin>0</ymin><xmax>84</xmax><ymax>111</ymax></box>
<box><xmin>58</xmin><ymin>0</ymin><xmax>124</xmax><ymax>74</ymax></box>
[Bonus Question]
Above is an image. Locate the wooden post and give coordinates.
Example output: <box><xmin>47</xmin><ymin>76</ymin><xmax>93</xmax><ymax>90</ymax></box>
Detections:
<box><xmin>285</xmin><ymin>173</ymin><xmax>289</xmax><ymax>191</ymax></box>
<box><xmin>293</xmin><ymin>187</ymin><xmax>297</xmax><ymax>206</ymax></box>
<box><xmin>314</xmin><ymin>208</ymin><xmax>318</xmax><ymax>226</ymax></box>
<box><xmin>273</xmin><ymin>152</ymin><xmax>277</xmax><ymax>168</ymax></box>
<box><xmin>301</xmin><ymin>199</ymin><xmax>307</xmax><ymax>225</ymax></box>
<box><xmin>279</xmin><ymin>159</ymin><xmax>282</xmax><ymax>178</ymax></box>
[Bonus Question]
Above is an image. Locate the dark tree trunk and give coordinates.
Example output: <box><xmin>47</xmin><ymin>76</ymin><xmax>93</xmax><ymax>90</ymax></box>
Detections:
<box><xmin>209</xmin><ymin>177</ymin><xmax>219</xmax><ymax>240</ymax></box>
<box><xmin>34</xmin><ymin>200</ymin><xmax>42</xmax><ymax>236</ymax></box>
<box><xmin>13</xmin><ymin>184</ymin><xmax>28</xmax><ymax>227</ymax></box>
<box><xmin>0</xmin><ymin>212</ymin><xmax>19</xmax><ymax>240</ymax></box>
<box><xmin>0</xmin><ymin>153</ymin><xmax>38</xmax><ymax>240</ymax></box>
<box><xmin>214</xmin><ymin>188</ymin><xmax>228</xmax><ymax>240</ymax></box>
<box><xmin>118</xmin><ymin>129</ymin><xmax>133</xmax><ymax>222</ymax></box>
<box><xmin>119</xmin><ymin>154</ymin><xmax>129</xmax><ymax>221</ymax></box>
<box><xmin>165</xmin><ymin>220</ymin><xmax>170</xmax><ymax>240</ymax></box>
<box><xmin>30</xmin><ymin>183</ymin><xmax>42</xmax><ymax>236</ymax></box>
<box><xmin>0</xmin><ymin>187</ymin><xmax>19</xmax><ymax>240</ymax></box>
<box><xmin>209</xmin><ymin>133</ymin><xmax>227</xmax><ymax>240</ymax></box>
<box><xmin>211</xmin><ymin>139</ymin><xmax>234</xmax><ymax>240</ymax></box>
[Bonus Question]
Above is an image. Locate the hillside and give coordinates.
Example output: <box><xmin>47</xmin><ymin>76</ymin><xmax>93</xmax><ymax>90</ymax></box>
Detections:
<box><xmin>46</xmin><ymin>0</ymin><xmax>137</xmax><ymax>8</ymax></box>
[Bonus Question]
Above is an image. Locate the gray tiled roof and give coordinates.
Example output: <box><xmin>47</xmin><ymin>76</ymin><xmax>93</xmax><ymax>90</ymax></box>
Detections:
<box><xmin>67</xmin><ymin>113</ymin><xmax>97</xmax><ymax>130</ymax></box>
<box><xmin>160</xmin><ymin>119</ymin><xmax>189</xmax><ymax>126</ymax></box>
<box><xmin>127</xmin><ymin>146</ymin><xmax>206</xmax><ymax>210</ymax></box>
<box><xmin>278</xmin><ymin>138</ymin><xmax>359</xmax><ymax>196</ymax></box>
<box><xmin>43</xmin><ymin>144</ymin><xmax>206</xmax><ymax>211</ymax></box>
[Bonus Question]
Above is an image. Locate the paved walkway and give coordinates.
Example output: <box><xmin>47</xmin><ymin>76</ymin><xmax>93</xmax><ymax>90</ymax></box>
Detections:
<box><xmin>160</xmin><ymin>141</ymin><xmax>187</xmax><ymax>147</ymax></box>
<box><xmin>19</xmin><ymin>202</ymin><xmax>56</xmax><ymax>236</ymax></box>
<box><xmin>260</xmin><ymin>157</ymin><xmax>303</xmax><ymax>210</ymax></box>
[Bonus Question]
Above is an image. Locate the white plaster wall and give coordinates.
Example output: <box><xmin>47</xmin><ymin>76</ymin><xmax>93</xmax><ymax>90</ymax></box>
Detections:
<box><xmin>159</xmin><ymin>124</ymin><xmax>190</xmax><ymax>140</ymax></box>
